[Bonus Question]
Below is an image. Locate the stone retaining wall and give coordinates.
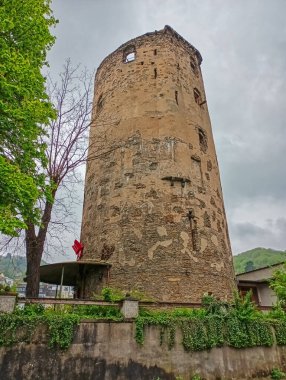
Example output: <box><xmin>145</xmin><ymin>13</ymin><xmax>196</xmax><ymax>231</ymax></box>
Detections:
<box><xmin>1</xmin><ymin>321</ymin><xmax>286</xmax><ymax>379</ymax></box>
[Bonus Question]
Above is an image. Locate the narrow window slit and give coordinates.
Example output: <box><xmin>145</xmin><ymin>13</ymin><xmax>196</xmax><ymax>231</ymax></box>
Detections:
<box><xmin>198</xmin><ymin>128</ymin><xmax>208</xmax><ymax>152</ymax></box>
<box><xmin>175</xmin><ymin>91</ymin><xmax>178</xmax><ymax>105</ymax></box>
<box><xmin>154</xmin><ymin>68</ymin><xmax>157</xmax><ymax>79</ymax></box>
<box><xmin>97</xmin><ymin>94</ymin><xmax>103</xmax><ymax>113</ymax></box>
<box><xmin>194</xmin><ymin>88</ymin><xmax>201</xmax><ymax>105</ymax></box>
<box><xmin>187</xmin><ymin>210</ymin><xmax>199</xmax><ymax>251</ymax></box>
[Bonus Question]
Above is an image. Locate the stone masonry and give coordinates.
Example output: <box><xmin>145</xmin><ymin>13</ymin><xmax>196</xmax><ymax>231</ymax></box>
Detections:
<box><xmin>80</xmin><ymin>26</ymin><xmax>235</xmax><ymax>302</ymax></box>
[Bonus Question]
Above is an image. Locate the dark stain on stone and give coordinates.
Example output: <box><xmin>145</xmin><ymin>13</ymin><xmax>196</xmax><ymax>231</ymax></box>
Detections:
<box><xmin>146</xmin><ymin>189</ymin><xmax>158</xmax><ymax>199</ymax></box>
<box><xmin>149</xmin><ymin>162</ymin><xmax>158</xmax><ymax>170</ymax></box>
<box><xmin>0</xmin><ymin>348</ymin><xmax>176</xmax><ymax>380</ymax></box>
<box><xmin>134</xmin><ymin>183</ymin><xmax>146</xmax><ymax>189</ymax></box>
<box><xmin>204</xmin><ymin>211</ymin><xmax>211</xmax><ymax>228</ymax></box>
<box><xmin>207</xmin><ymin>160</ymin><xmax>212</xmax><ymax>171</ymax></box>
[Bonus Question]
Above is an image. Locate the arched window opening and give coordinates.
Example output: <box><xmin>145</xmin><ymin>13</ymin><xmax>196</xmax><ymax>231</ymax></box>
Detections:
<box><xmin>123</xmin><ymin>45</ymin><xmax>136</xmax><ymax>63</ymax></box>
<box><xmin>97</xmin><ymin>94</ymin><xmax>103</xmax><ymax>113</ymax></box>
<box><xmin>194</xmin><ymin>88</ymin><xmax>202</xmax><ymax>105</ymax></box>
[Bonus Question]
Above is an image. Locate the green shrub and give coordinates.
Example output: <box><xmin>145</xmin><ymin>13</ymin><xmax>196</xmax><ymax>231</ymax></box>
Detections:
<box><xmin>101</xmin><ymin>287</ymin><xmax>124</xmax><ymax>302</ymax></box>
<box><xmin>271</xmin><ymin>368</ymin><xmax>286</xmax><ymax>380</ymax></box>
<box><xmin>135</xmin><ymin>292</ymin><xmax>276</xmax><ymax>351</ymax></box>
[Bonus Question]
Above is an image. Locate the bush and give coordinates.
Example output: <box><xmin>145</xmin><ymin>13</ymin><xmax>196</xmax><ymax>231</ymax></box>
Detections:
<box><xmin>271</xmin><ymin>368</ymin><xmax>286</xmax><ymax>380</ymax></box>
<box><xmin>101</xmin><ymin>287</ymin><xmax>124</xmax><ymax>302</ymax></box>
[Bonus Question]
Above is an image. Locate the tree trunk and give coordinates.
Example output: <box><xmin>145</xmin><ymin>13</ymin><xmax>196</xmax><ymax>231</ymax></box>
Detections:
<box><xmin>25</xmin><ymin>199</ymin><xmax>54</xmax><ymax>297</ymax></box>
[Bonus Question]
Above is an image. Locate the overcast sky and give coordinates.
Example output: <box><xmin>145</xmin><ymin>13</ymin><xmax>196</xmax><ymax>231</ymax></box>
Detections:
<box><xmin>47</xmin><ymin>0</ymin><xmax>286</xmax><ymax>258</ymax></box>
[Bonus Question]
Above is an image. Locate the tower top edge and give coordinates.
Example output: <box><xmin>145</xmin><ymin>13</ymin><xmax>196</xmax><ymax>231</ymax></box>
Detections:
<box><xmin>96</xmin><ymin>25</ymin><xmax>203</xmax><ymax>73</ymax></box>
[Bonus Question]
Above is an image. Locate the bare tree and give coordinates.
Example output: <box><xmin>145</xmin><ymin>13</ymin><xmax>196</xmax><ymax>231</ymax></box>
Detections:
<box><xmin>0</xmin><ymin>59</ymin><xmax>124</xmax><ymax>295</ymax></box>
<box><xmin>24</xmin><ymin>59</ymin><xmax>94</xmax><ymax>297</ymax></box>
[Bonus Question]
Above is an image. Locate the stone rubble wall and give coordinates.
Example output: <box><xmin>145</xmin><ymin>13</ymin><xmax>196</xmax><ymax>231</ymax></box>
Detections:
<box><xmin>81</xmin><ymin>26</ymin><xmax>235</xmax><ymax>302</ymax></box>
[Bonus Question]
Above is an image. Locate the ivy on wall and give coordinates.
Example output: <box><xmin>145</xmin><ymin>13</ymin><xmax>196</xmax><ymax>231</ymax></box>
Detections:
<box><xmin>0</xmin><ymin>304</ymin><xmax>122</xmax><ymax>350</ymax></box>
<box><xmin>2</xmin><ymin>293</ymin><xmax>286</xmax><ymax>352</ymax></box>
<box><xmin>135</xmin><ymin>293</ymin><xmax>282</xmax><ymax>351</ymax></box>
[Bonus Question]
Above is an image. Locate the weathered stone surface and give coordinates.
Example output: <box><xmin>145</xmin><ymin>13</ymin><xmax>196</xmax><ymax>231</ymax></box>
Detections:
<box><xmin>0</xmin><ymin>295</ymin><xmax>16</xmax><ymax>313</ymax></box>
<box><xmin>80</xmin><ymin>25</ymin><xmax>235</xmax><ymax>302</ymax></box>
<box><xmin>0</xmin><ymin>322</ymin><xmax>285</xmax><ymax>380</ymax></box>
<box><xmin>120</xmin><ymin>299</ymin><xmax>139</xmax><ymax>319</ymax></box>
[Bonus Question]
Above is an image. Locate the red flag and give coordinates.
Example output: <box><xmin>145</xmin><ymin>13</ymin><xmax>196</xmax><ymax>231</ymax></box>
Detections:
<box><xmin>72</xmin><ymin>240</ymin><xmax>84</xmax><ymax>260</ymax></box>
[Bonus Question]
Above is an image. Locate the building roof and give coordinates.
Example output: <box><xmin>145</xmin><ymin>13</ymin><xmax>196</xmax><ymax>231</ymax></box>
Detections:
<box><xmin>236</xmin><ymin>261</ymin><xmax>285</xmax><ymax>283</ymax></box>
<box><xmin>39</xmin><ymin>261</ymin><xmax>111</xmax><ymax>286</ymax></box>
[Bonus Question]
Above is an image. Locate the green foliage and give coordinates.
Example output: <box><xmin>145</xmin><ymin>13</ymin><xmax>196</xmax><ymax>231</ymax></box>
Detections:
<box><xmin>245</xmin><ymin>260</ymin><xmax>255</xmax><ymax>272</ymax></box>
<box><xmin>202</xmin><ymin>294</ymin><xmax>228</xmax><ymax>316</ymax></box>
<box><xmin>0</xmin><ymin>254</ymin><xmax>47</xmax><ymax>281</ymax></box>
<box><xmin>45</xmin><ymin>314</ymin><xmax>80</xmax><ymax>349</ymax></box>
<box><xmin>72</xmin><ymin>305</ymin><xmax>123</xmax><ymax>320</ymax></box>
<box><xmin>101</xmin><ymin>287</ymin><xmax>125</xmax><ymax>302</ymax></box>
<box><xmin>270</xmin><ymin>264</ymin><xmax>286</xmax><ymax>307</ymax></box>
<box><xmin>229</xmin><ymin>290</ymin><xmax>259</xmax><ymax>319</ymax></box>
<box><xmin>181</xmin><ymin>317</ymin><xmax>224</xmax><ymax>351</ymax></box>
<box><xmin>233</xmin><ymin>247</ymin><xmax>286</xmax><ymax>274</ymax></box>
<box><xmin>0</xmin><ymin>0</ymin><xmax>57</xmax><ymax>235</ymax></box>
<box><xmin>269</xmin><ymin>303</ymin><xmax>286</xmax><ymax>319</ymax></box>
<box><xmin>224</xmin><ymin>317</ymin><xmax>273</xmax><ymax>348</ymax></box>
<box><xmin>191</xmin><ymin>375</ymin><xmax>202</xmax><ymax>380</ymax></box>
<box><xmin>271</xmin><ymin>368</ymin><xmax>286</xmax><ymax>380</ymax></box>
<box><xmin>135</xmin><ymin>292</ymin><xmax>275</xmax><ymax>352</ymax></box>
<box><xmin>128</xmin><ymin>289</ymin><xmax>154</xmax><ymax>301</ymax></box>
<box><xmin>0</xmin><ymin>303</ymin><xmax>123</xmax><ymax>349</ymax></box>
<box><xmin>273</xmin><ymin>321</ymin><xmax>286</xmax><ymax>345</ymax></box>
<box><xmin>0</xmin><ymin>313</ymin><xmax>40</xmax><ymax>346</ymax></box>
<box><xmin>0</xmin><ymin>283</ymin><xmax>17</xmax><ymax>294</ymax></box>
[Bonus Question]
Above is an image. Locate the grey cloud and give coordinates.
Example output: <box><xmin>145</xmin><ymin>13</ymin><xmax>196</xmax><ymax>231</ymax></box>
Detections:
<box><xmin>45</xmin><ymin>0</ymin><xmax>286</xmax><ymax>256</ymax></box>
<box><xmin>230</xmin><ymin>219</ymin><xmax>286</xmax><ymax>254</ymax></box>
<box><xmin>231</xmin><ymin>222</ymin><xmax>267</xmax><ymax>238</ymax></box>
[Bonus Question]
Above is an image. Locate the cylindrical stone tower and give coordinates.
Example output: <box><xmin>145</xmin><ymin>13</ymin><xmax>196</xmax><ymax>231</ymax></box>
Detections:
<box><xmin>81</xmin><ymin>26</ymin><xmax>235</xmax><ymax>302</ymax></box>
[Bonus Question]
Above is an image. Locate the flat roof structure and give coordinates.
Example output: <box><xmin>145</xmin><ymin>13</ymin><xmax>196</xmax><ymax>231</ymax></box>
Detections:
<box><xmin>39</xmin><ymin>261</ymin><xmax>111</xmax><ymax>286</ymax></box>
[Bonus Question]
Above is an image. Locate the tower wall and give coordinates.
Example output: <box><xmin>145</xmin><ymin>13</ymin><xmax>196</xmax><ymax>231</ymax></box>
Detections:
<box><xmin>81</xmin><ymin>26</ymin><xmax>235</xmax><ymax>302</ymax></box>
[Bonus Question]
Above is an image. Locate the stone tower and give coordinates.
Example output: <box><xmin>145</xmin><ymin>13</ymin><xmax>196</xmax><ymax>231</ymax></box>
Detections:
<box><xmin>81</xmin><ymin>26</ymin><xmax>235</xmax><ymax>302</ymax></box>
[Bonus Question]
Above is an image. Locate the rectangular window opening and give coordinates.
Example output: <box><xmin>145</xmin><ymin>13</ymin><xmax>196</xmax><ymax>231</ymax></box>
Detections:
<box><xmin>175</xmin><ymin>91</ymin><xmax>178</xmax><ymax>105</ymax></box>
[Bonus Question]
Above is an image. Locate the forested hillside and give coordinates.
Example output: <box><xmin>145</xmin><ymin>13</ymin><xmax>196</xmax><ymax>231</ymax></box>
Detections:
<box><xmin>0</xmin><ymin>254</ymin><xmax>47</xmax><ymax>280</ymax></box>
<box><xmin>233</xmin><ymin>247</ymin><xmax>286</xmax><ymax>274</ymax></box>
<box><xmin>2</xmin><ymin>248</ymin><xmax>286</xmax><ymax>279</ymax></box>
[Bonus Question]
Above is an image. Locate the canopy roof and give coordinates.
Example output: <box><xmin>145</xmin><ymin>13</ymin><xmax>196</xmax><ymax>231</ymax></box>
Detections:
<box><xmin>39</xmin><ymin>261</ymin><xmax>111</xmax><ymax>286</ymax></box>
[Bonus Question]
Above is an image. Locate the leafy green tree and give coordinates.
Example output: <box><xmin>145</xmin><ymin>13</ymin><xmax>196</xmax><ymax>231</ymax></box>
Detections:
<box><xmin>270</xmin><ymin>264</ymin><xmax>286</xmax><ymax>306</ymax></box>
<box><xmin>1</xmin><ymin>61</ymin><xmax>94</xmax><ymax>297</ymax></box>
<box><xmin>245</xmin><ymin>260</ymin><xmax>255</xmax><ymax>272</ymax></box>
<box><xmin>0</xmin><ymin>0</ymin><xmax>57</xmax><ymax>235</ymax></box>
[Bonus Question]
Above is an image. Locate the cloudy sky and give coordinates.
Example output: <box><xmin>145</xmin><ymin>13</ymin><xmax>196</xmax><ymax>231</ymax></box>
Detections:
<box><xmin>47</xmin><ymin>0</ymin><xmax>286</xmax><ymax>257</ymax></box>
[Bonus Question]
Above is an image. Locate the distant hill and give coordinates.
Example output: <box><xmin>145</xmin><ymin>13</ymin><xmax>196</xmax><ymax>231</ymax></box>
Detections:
<box><xmin>2</xmin><ymin>249</ymin><xmax>285</xmax><ymax>279</ymax></box>
<box><xmin>233</xmin><ymin>247</ymin><xmax>286</xmax><ymax>274</ymax></box>
<box><xmin>0</xmin><ymin>254</ymin><xmax>48</xmax><ymax>281</ymax></box>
